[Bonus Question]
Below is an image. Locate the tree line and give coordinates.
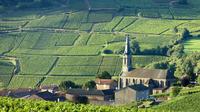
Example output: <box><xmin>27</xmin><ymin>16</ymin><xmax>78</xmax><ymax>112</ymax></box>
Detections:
<box><xmin>59</xmin><ymin>71</ymin><xmax>112</xmax><ymax>91</ymax></box>
<box><xmin>112</xmin><ymin>28</ymin><xmax>191</xmax><ymax>57</ymax></box>
<box><xmin>0</xmin><ymin>0</ymin><xmax>68</xmax><ymax>10</ymax></box>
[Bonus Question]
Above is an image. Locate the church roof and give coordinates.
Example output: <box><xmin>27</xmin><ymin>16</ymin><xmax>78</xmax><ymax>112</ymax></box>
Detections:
<box><xmin>115</xmin><ymin>84</ymin><xmax>149</xmax><ymax>92</ymax></box>
<box><xmin>128</xmin><ymin>84</ymin><xmax>149</xmax><ymax>91</ymax></box>
<box><xmin>122</xmin><ymin>68</ymin><xmax>174</xmax><ymax>79</ymax></box>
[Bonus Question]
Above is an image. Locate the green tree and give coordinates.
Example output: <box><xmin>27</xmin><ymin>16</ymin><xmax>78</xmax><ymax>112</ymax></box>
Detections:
<box><xmin>96</xmin><ymin>71</ymin><xmax>112</xmax><ymax>79</ymax></box>
<box><xmin>103</xmin><ymin>49</ymin><xmax>113</xmax><ymax>54</ymax></box>
<box><xmin>167</xmin><ymin>44</ymin><xmax>184</xmax><ymax>57</ymax></box>
<box><xmin>196</xmin><ymin>76</ymin><xmax>200</xmax><ymax>84</ymax></box>
<box><xmin>182</xmin><ymin>28</ymin><xmax>190</xmax><ymax>40</ymax></box>
<box><xmin>131</xmin><ymin>40</ymin><xmax>140</xmax><ymax>54</ymax></box>
<box><xmin>173</xmin><ymin>27</ymin><xmax>178</xmax><ymax>33</ymax></box>
<box><xmin>174</xmin><ymin>66</ymin><xmax>185</xmax><ymax>78</ymax></box>
<box><xmin>145</xmin><ymin>61</ymin><xmax>169</xmax><ymax>69</ymax></box>
<box><xmin>194</xmin><ymin>61</ymin><xmax>200</xmax><ymax>75</ymax></box>
<box><xmin>180</xmin><ymin>76</ymin><xmax>190</xmax><ymax>87</ymax></box>
<box><xmin>59</xmin><ymin>80</ymin><xmax>76</xmax><ymax>91</ymax></box>
<box><xmin>182</xmin><ymin>59</ymin><xmax>194</xmax><ymax>78</ymax></box>
<box><xmin>83</xmin><ymin>80</ymin><xmax>96</xmax><ymax>89</ymax></box>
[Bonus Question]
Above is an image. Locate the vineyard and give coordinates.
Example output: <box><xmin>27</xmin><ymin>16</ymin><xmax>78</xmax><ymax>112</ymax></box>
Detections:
<box><xmin>1</xmin><ymin>92</ymin><xmax>200</xmax><ymax>112</ymax></box>
<box><xmin>184</xmin><ymin>38</ymin><xmax>200</xmax><ymax>53</ymax></box>
<box><xmin>0</xmin><ymin>59</ymin><xmax>15</xmax><ymax>88</ymax></box>
<box><xmin>154</xmin><ymin>92</ymin><xmax>200</xmax><ymax>111</ymax></box>
<box><xmin>0</xmin><ymin>0</ymin><xmax>200</xmax><ymax>89</ymax></box>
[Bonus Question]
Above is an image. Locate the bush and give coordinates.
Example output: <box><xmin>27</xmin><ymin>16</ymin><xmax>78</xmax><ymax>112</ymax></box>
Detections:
<box><xmin>173</xmin><ymin>27</ymin><xmax>178</xmax><ymax>33</ymax></box>
<box><xmin>96</xmin><ymin>71</ymin><xmax>111</xmax><ymax>79</ymax></box>
<box><xmin>59</xmin><ymin>80</ymin><xmax>76</xmax><ymax>91</ymax></box>
<box><xmin>170</xmin><ymin>86</ymin><xmax>181</xmax><ymax>97</ymax></box>
<box><xmin>181</xmin><ymin>76</ymin><xmax>190</xmax><ymax>87</ymax></box>
<box><xmin>103</xmin><ymin>49</ymin><xmax>113</xmax><ymax>54</ymax></box>
<box><xmin>131</xmin><ymin>40</ymin><xmax>140</xmax><ymax>54</ymax></box>
<box><xmin>197</xmin><ymin>76</ymin><xmax>200</xmax><ymax>84</ymax></box>
<box><xmin>83</xmin><ymin>80</ymin><xmax>96</xmax><ymax>89</ymax></box>
<box><xmin>182</xmin><ymin>28</ymin><xmax>190</xmax><ymax>40</ymax></box>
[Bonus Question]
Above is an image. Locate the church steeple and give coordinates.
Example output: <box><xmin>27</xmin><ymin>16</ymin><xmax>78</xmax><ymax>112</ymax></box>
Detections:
<box><xmin>122</xmin><ymin>35</ymin><xmax>132</xmax><ymax>72</ymax></box>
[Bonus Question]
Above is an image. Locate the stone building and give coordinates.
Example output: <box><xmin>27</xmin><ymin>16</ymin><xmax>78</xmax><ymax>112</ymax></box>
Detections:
<box><xmin>65</xmin><ymin>89</ymin><xmax>114</xmax><ymax>101</ymax></box>
<box><xmin>119</xmin><ymin>36</ymin><xmax>175</xmax><ymax>89</ymax></box>
<box><xmin>39</xmin><ymin>85</ymin><xmax>59</xmax><ymax>93</ymax></box>
<box><xmin>95</xmin><ymin>79</ymin><xmax>117</xmax><ymax>90</ymax></box>
<box><xmin>115</xmin><ymin>84</ymin><xmax>149</xmax><ymax>104</ymax></box>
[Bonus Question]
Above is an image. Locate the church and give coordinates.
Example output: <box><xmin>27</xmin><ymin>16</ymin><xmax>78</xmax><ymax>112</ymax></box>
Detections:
<box><xmin>119</xmin><ymin>36</ymin><xmax>175</xmax><ymax>89</ymax></box>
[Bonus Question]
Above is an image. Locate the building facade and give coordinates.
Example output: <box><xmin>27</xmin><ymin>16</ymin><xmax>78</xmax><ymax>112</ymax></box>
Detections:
<box><xmin>65</xmin><ymin>89</ymin><xmax>114</xmax><ymax>101</ymax></box>
<box><xmin>119</xmin><ymin>36</ymin><xmax>175</xmax><ymax>89</ymax></box>
<box><xmin>95</xmin><ymin>79</ymin><xmax>117</xmax><ymax>90</ymax></box>
<box><xmin>115</xmin><ymin>84</ymin><xmax>149</xmax><ymax>104</ymax></box>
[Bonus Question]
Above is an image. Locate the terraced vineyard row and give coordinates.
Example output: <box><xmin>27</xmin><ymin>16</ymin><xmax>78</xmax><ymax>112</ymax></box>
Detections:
<box><xmin>6</xmin><ymin>55</ymin><xmax>166</xmax><ymax>88</ymax></box>
<box><xmin>0</xmin><ymin>59</ymin><xmax>15</xmax><ymax>88</ymax></box>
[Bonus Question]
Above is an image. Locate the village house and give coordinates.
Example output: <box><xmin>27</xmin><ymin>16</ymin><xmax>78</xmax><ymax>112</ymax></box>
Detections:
<box><xmin>95</xmin><ymin>79</ymin><xmax>117</xmax><ymax>90</ymax></box>
<box><xmin>26</xmin><ymin>91</ymin><xmax>66</xmax><ymax>102</ymax></box>
<box><xmin>65</xmin><ymin>89</ymin><xmax>114</xmax><ymax>101</ymax></box>
<box><xmin>119</xmin><ymin>36</ymin><xmax>175</xmax><ymax>90</ymax></box>
<box><xmin>0</xmin><ymin>88</ymin><xmax>66</xmax><ymax>102</ymax></box>
<box><xmin>152</xmin><ymin>88</ymin><xmax>167</xmax><ymax>94</ymax></box>
<box><xmin>0</xmin><ymin>88</ymin><xmax>38</xmax><ymax>98</ymax></box>
<box><xmin>115</xmin><ymin>84</ymin><xmax>149</xmax><ymax>104</ymax></box>
<box><xmin>39</xmin><ymin>85</ymin><xmax>59</xmax><ymax>93</ymax></box>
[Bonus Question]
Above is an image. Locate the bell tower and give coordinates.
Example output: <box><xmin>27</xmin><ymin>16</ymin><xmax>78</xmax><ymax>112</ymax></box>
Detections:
<box><xmin>122</xmin><ymin>35</ymin><xmax>132</xmax><ymax>72</ymax></box>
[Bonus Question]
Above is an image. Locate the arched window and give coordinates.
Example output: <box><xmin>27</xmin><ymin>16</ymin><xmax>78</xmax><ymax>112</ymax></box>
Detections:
<box><xmin>133</xmin><ymin>79</ymin><xmax>135</xmax><ymax>84</ymax></box>
<box><xmin>140</xmin><ymin>79</ymin><xmax>142</xmax><ymax>84</ymax></box>
<box><xmin>126</xmin><ymin>79</ymin><xmax>129</xmax><ymax>86</ymax></box>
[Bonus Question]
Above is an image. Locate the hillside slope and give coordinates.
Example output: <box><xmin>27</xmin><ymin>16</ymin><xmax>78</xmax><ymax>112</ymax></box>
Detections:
<box><xmin>154</xmin><ymin>93</ymin><xmax>200</xmax><ymax>112</ymax></box>
<box><xmin>1</xmin><ymin>93</ymin><xmax>200</xmax><ymax>112</ymax></box>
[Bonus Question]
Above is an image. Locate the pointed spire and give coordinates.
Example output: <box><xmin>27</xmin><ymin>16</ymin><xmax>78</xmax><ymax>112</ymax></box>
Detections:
<box><xmin>122</xmin><ymin>35</ymin><xmax>132</xmax><ymax>73</ymax></box>
<box><xmin>124</xmin><ymin>35</ymin><xmax>131</xmax><ymax>55</ymax></box>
